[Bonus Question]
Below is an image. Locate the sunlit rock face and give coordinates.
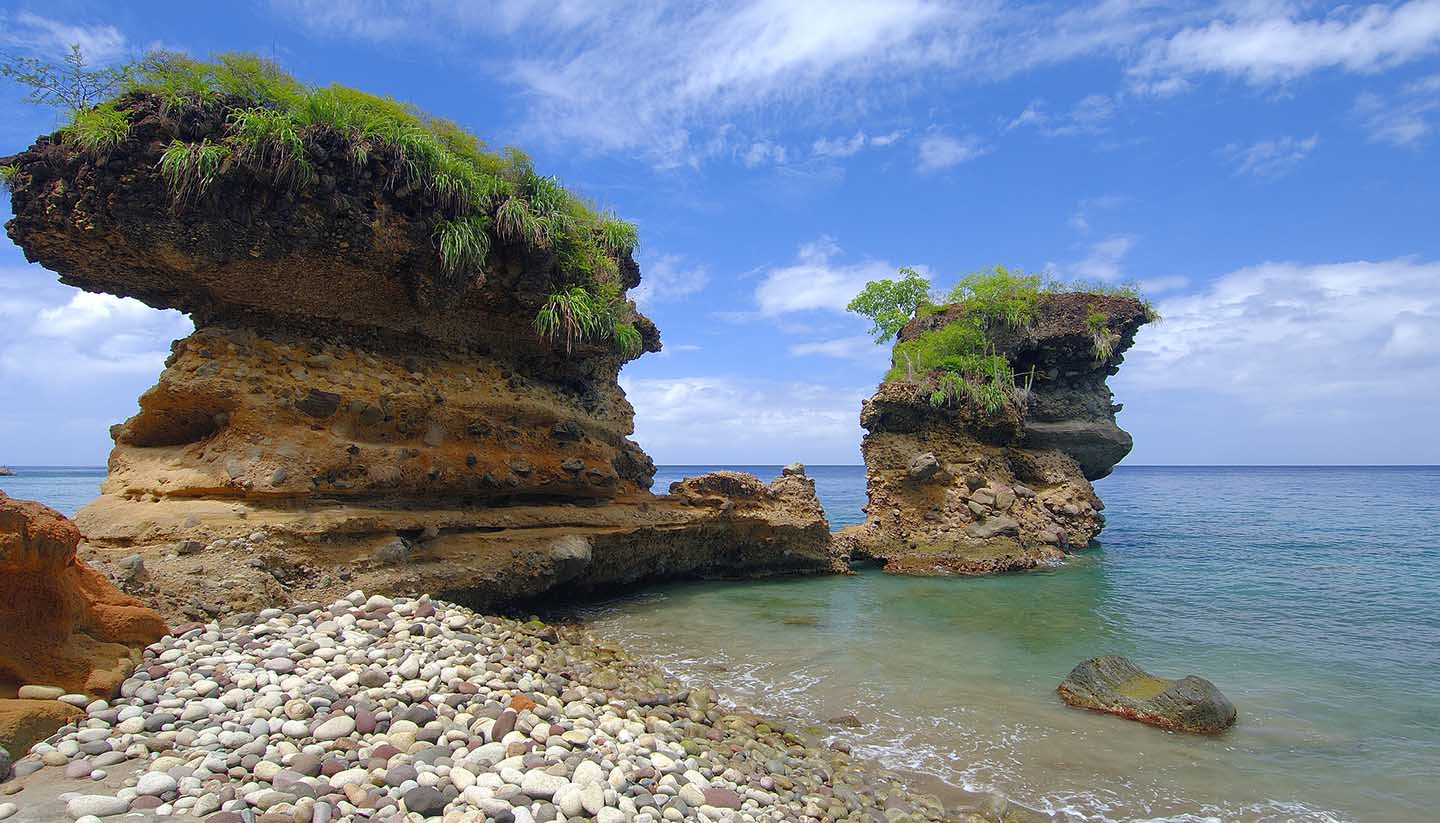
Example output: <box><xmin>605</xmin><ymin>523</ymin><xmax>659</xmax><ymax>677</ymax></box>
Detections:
<box><xmin>839</xmin><ymin>292</ymin><xmax>1152</xmax><ymax>576</ymax></box>
<box><xmin>3</xmin><ymin>93</ymin><xmax>841</xmax><ymax>623</ymax></box>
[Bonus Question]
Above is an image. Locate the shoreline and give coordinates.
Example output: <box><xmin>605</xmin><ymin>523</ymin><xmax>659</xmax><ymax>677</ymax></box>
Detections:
<box><xmin>2</xmin><ymin>592</ymin><xmax>1041</xmax><ymax>823</ymax></box>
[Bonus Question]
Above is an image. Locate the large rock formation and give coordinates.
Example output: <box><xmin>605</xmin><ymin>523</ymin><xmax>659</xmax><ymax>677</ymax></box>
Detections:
<box><xmin>3</xmin><ymin>92</ymin><xmax>841</xmax><ymax>624</ymax></box>
<box><xmin>0</xmin><ymin>492</ymin><xmax>168</xmax><ymax>755</ymax></box>
<box><xmin>839</xmin><ymin>292</ymin><xmax>1151</xmax><ymax>575</ymax></box>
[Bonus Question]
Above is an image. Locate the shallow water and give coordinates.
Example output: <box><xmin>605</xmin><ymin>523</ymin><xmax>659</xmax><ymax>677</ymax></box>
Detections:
<box><xmin>580</xmin><ymin>465</ymin><xmax>1440</xmax><ymax>823</ymax></box>
<box><xmin>10</xmin><ymin>464</ymin><xmax>1439</xmax><ymax>821</ymax></box>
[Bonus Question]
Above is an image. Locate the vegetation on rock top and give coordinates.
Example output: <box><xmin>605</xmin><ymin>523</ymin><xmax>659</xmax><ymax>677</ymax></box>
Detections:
<box><xmin>3</xmin><ymin>49</ymin><xmax>643</xmax><ymax>357</ymax></box>
<box><xmin>848</xmin><ymin>266</ymin><xmax>1156</xmax><ymax>414</ymax></box>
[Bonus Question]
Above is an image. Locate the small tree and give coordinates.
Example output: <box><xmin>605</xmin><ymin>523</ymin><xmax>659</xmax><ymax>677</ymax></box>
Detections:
<box><xmin>0</xmin><ymin>43</ymin><xmax>130</xmax><ymax>113</ymax></box>
<box><xmin>846</xmin><ymin>266</ymin><xmax>933</xmax><ymax>343</ymax></box>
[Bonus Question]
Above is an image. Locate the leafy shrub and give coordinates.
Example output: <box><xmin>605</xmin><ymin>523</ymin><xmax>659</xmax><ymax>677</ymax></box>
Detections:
<box><xmin>846</xmin><ymin>266</ymin><xmax>934</xmax><ymax>342</ymax></box>
<box><xmin>1</xmin><ymin>44</ymin><xmax>130</xmax><ymax>112</ymax></box>
<box><xmin>63</xmin><ymin>103</ymin><xmax>131</xmax><ymax>154</ymax></box>
<box><xmin>944</xmin><ymin>265</ymin><xmax>1044</xmax><ymax>331</ymax></box>
<box><xmin>0</xmin><ymin>165</ymin><xmax>16</xmax><ymax>192</ymax></box>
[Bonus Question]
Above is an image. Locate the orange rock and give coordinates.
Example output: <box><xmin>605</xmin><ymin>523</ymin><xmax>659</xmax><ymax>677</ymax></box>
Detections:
<box><xmin>0</xmin><ymin>698</ymin><xmax>83</xmax><ymax>756</ymax></box>
<box><xmin>509</xmin><ymin>694</ymin><xmax>538</xmax><ymax>713</ymax></box>
<box><xmin>0</xmin><ymin>492</ymin><xmax>168</xmax><ymax>698</ymax></box>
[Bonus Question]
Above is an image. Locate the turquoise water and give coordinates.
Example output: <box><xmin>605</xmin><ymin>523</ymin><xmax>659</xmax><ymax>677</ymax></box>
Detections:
<box><xmin>9</xmin><ymin>465</ymin><xmax>1439</xmax><ymax>821</ymax></box>
<box><xmin>594</xmin><ymin>466</ymin><xmax>1440</xmax><ymax>823</ymax></box>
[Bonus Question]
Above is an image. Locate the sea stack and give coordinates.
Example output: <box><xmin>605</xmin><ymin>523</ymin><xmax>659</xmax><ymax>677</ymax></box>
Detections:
<box><xmin>839</xmin><ymin>289</ymin><xmax>1153</xmax><ymax>574</ymax></box>
<box><xmin>2</xmin><ymin>89</ymin><xmax>840</xmax><ymax>623</ymax></box>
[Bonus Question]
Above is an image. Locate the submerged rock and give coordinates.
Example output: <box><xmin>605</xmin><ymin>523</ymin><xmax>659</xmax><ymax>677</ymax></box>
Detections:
<box><xmin>1057</xmin><ymin>655</ymin><xmax>1237</xmax><ymax>734</ymax></box>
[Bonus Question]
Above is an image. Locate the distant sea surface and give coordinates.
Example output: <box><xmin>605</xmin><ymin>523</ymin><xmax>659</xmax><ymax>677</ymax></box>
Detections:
<box><xmin>7</xmin><ymin>464</ymin><xmax>1438</xmax><ymax>822</ymax></box>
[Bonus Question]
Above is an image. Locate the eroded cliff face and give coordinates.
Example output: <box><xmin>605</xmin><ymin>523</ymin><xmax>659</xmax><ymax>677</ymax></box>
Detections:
<box><xmin>3</xmin><ymin>94</ymin><xmax>840</xmax><ymax>623</ymax></box>
<box><xmin>840</xmin><ymin>293</ymin><xmax>1151</xmax><ymax>575</ymax></box>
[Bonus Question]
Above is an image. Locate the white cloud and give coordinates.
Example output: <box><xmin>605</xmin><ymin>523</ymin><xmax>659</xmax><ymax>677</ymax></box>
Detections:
<box><xmin>1055</xmin><ymin>235</ymin><xmax>1137</xmax><ymax>283</ymax></box>
<box><xmin>916</xmin><ymin>132</ymin><xmax>987</xmax><ymax>172</ymax></box>
<box><xmin>631</xmin><ymin>253</ymin><xmax>710</xmax><ymax>307</ymax></box>
<box><xmin>1132</xmin><ymin>1</ymin><xmax>1440</xmax><ymax>90</ymax></box>
<box><xmin>754</xmin><ymin>237</ymin><xmax>899</xmax><ymax>316</ymax></box>
<box><xmin>0</xmin><ymin>12</ymin><xmax>128</xmax><ymax>63</ymax></box>
<box><xmin>812</xmin><ymin>131</ymin><xmax>868</xmax><ymax>158</ymax></box>
<box><xmin>811</xmin><ymin>130</ymin><xmax>904</xmax><ymax>158</ymax></box>
<box><xmin>269</xmin><ymin>2</ymin><xmax>1440</xmax><ymax>164</ymax></box>
<box><xmin>741</xmin><ymin>141</ymin><xmax>788</xmax><ymax>167</ymax></box>
<box><xmin>1355</xmin><ymin>74</ymin><xmax>1440</xmax><ymax>146</ymax></box>
<box><xmin>1222</xmin><ymin>134</ymin><xmax>1319</xmax><ymax>177</ymax></box>
<box><xmin>788</xmin><ymin>335</ymin><xmax>891</xmax><ymax>367</ymax></box>
<box><xmin>621</xmin><ymin>375</ymin><xmax>866</xmax><ymax>463</ymax></box>
<box><xmin>1008</xmin><ymin>94</ymin><xmax>1116</xmax><ymax>136</ymax></box>
<box><xmin>1122</xmin><ymin>258</ymin><xmax>1440</xmax><ymax>422</ymax></box>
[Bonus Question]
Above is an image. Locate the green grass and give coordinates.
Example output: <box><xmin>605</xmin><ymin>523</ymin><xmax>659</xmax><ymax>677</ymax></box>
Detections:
<box><xmin>1086</xmin><ymin>309</ymin><xmax>1118</xmax><ymax>363</ymax></box>
<box><xmin>533</xmin><ymin>282</ymin><xmax>643</xmax><ymax>357</ymax></box>
<box><xmin>944</xmin><ymin>265</ymin><xmax>1045</xmax><ymax>332</ymax></box>
<box><xmin>63</xmin><ymin>102</ymin><xmax>131</xmax><ymax>154</ymax></box>
<box><xmin>159</xmin><ymin>139</ymin><xmax>231</xmax><ymax>203</ymax></box>
<box><xmin>436</xmin><ymin>216</ymin><xmax>493</xmax><ymax>283</ymax></box>
<box><xmin>113</xmin><ymin>51</ymin><xmax>636</xmax><ymax>334</ymax></box>
<box><xmin>0</xmin><ymin>165</ymin><xmax>16</xmax><ymax>192</ymax></box>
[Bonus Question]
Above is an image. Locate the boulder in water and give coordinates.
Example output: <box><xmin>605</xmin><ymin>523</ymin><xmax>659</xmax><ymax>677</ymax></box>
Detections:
<box><xmin>1057</xmin><ymin>655</ymin><xmax>1236</xmax><ymax>734</ymax></box>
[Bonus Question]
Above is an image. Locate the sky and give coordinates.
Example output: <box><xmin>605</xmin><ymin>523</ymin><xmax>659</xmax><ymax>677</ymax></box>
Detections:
<box><xmin>1</xmin><ymin>0</ymin><xmax>1439</xmax><ymax>466</ymax></box>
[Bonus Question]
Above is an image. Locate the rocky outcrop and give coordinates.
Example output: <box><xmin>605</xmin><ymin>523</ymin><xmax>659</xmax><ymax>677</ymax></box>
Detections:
<box><xmin>3</xmin><ymin>93</ymin><xmax>841</xmax><ymax>625</ymax></box>
<box><xmin>0</xmin><ymin>467</ymin><xmax>15</xmax><ymax>476</ymax></box>
<box><xmin>840</xmin><ymin>292</ymin><xmax>1151</xmax><ymax>575</ymax></box>
<box><xmin>1057</xmin><ymin>655</ymin><xmax>1237</xmax><ymax>734</ymax></box>
<box><xmin>0</xmin><ymin>492</ymin><xmax>168</xmax><ymax>755</ymax></box>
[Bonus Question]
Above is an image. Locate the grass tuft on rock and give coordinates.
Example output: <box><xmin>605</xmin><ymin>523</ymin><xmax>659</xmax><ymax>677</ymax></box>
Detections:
<box><xmin>9</xmin><ymin>49</ymin><xmax>650</xmax><ymax>357</ymax></box>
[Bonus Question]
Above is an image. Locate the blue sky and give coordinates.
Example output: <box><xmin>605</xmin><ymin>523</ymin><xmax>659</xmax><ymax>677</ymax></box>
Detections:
<box><xmin>2</xmin><ymin>1</ymin><xmax>1439</xmax><ymax>466</ymax></box>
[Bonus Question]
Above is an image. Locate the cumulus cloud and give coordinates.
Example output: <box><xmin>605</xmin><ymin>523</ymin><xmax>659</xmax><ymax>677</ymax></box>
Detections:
<box><xmin>632</xmin><ymin>253</ymin><xmax>710</xmax><ymax>307</ymax></box>
<box><xmin>788</xmin><ymin>335</ymin><xmax>890</xmax><ymax>367</ymax></box>
<box><xmin>1122</xmin><ymin>257</ymin><xmax>1440</xmax><ymax>414</ymax></box>
<box><xmin>621</xmin><ymin>375</ymin><xmax>867</xmax><ymax>463</ymax></box>
<box><xmin>753</xmin><ymin>238</ymin><xmax>899</xmax><ymax>316</ymax></box>
<box><xmin>0</xmin><ymin>269</ymin><xmax>192</xmax><ymax>463</ymax></box>
<box><xmin>916</xmin><ymin>133</ymin><xmax>988</xmax><ymax>172</ymax></box>
<box><xmin>1132</xmin><ymin>1</ymin><xmax>1440</xmax><ymax>91</ymax></box>
<box><xmin>0</xmin><ymin>11</ymin><xmax>128</xmax><ymax>63</ymax></box>
<box><xmin>1222</xmin><ymin>134</ymin><xmax>1320</xmax><ymax>177</ymax></box>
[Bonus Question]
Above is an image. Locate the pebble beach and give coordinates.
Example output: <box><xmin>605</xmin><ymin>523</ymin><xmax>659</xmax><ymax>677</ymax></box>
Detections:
<box><xmin>0</xmin><ymin>591</ymin><xmax>1012</xmax><ymax>823</ymax></box>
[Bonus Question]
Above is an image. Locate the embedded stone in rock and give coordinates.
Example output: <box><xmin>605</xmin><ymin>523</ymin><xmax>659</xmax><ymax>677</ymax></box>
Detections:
<box><xmin>965</xmin><ymin>516</ymin><xmax>1020</xmax><ymax>539</ymax></box>
<box><xmin>782</xmin><ymin>462</ymin><xmax>805</xmax><ymax>477</ymax></box>
<box><xmin>1057</xmin><ymin>655</ymin><xmax>1237</xmax><ymax>734</ymax></box>
<box><xmin>296</xmin><ymin>389</ymin><xmax>343</xmax><ymax>419</ymax></box>
<box><xmin>907</xmin><ymin>452</ymin><xmax>940</xmax><ymax>481</ymax></box>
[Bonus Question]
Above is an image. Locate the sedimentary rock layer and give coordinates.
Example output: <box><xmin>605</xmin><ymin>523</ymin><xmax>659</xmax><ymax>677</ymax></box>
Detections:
<box><xmin>841</xmin><ymin>293</ymin><xmax>1151</xmax><ymax>575</ymax></box>
<box><xmin>0</xmin><ymin>492</ymin><xmax>168</xmax><ymax>756</ymax></box>
<box><xmin>3</xmin><ymin>95</ymin><xmax>840</xmax><ymax>624</ymax></box>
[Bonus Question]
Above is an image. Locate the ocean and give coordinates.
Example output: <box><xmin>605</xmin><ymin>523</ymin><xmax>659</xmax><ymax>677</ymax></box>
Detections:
<box><xmin>6</xmin><ymin>464</ymin><xmax>1437</xmax><ymax>822</ymax></box>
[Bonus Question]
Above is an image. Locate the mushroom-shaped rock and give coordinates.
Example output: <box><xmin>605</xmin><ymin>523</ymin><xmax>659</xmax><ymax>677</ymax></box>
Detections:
<box><xmin>1057</xmin><ymin>655</ymin><xmax>1237</xmax><ymax>734</ymax></box>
